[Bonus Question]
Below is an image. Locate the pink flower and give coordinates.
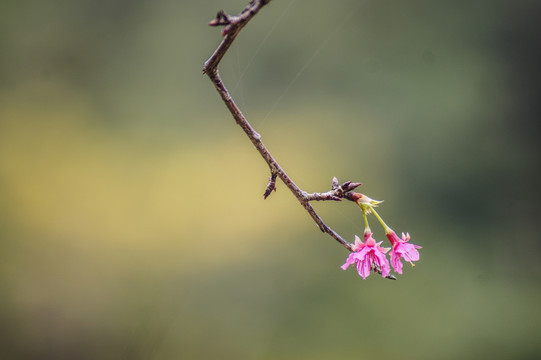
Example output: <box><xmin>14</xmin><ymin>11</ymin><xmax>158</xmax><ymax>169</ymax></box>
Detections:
<box><xmin>341</xmin><ymin>232</ymin><xmax>391</xmax><ymax>279</ymax></box>
<box><xmin>387</xmin><ymin>231</ymin><xmax>421</xmax><ymax>274</ymax></box>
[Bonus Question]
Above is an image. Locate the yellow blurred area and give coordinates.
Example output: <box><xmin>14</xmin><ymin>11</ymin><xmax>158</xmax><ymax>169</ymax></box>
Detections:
<box><xmin>2</xmin><ymin>81</ymin><xmax>379</xmax><ymax>297</ymax></box>
<box><xmin>0</xmin><ymin>83</ymin><xmax>311</xmax><ymax>259</ymax></box>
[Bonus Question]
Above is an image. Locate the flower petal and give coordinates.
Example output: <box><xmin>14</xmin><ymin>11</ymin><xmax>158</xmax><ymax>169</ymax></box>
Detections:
<box><xmin>341</xmin><ymin>252</ymin><xmax>357</xmax><ymax>270</ymax></box>
<box><xmin>390</xmin><ymin>250</ymin><xmax>404</xmax><ymax>274</ymax></box>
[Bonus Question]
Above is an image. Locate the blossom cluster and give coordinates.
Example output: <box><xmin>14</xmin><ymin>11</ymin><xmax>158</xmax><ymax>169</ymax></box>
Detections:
<box><xmin>341</xmin><ymin>193</ymin><xmax>421</xmax><ymax>279</ymax></box>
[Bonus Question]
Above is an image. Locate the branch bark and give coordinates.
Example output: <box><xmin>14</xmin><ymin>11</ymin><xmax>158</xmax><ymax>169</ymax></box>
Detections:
<box><xmin>202</xmin><ymin>0</ymin><xmax>361</xmax><ymax>254</ymax></box>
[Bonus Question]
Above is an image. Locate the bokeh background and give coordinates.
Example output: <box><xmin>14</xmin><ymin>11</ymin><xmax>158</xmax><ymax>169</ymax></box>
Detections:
<box><xmin>1</xmin><ymin>0</ymin><xmax>541</xmax><ymax>359</ymax></box>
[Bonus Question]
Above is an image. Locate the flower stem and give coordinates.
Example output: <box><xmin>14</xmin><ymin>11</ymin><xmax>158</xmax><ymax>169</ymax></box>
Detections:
<box><xmin>362</xmin><ymin>210</ymin><xmax>371</xmax><ymax>232</ymax></box>
<box><xmin>369</xmin><ymin>207</ymin><xmax>392</xmax><ymax>233</ymax></box>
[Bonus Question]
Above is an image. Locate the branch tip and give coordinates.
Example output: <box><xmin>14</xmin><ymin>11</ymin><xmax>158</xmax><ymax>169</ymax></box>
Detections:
<box><xmin>331</xmin><ymin>177</ymin><xmax>339</xmax><ymax>190</ymax></box>
<box><xmin>343</xmin><ymin>181</ymin><xmax>362</xmax><ymax>192</ymax></box>
<box><xmin>208</xmin><ymin>10</ymin><xmax>230</xmax><ymax>27</ymax></box>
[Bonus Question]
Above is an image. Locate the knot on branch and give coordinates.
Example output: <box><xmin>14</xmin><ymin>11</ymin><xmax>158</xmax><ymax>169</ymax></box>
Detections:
<box><xmin>208</xmin><ymin>10</ymin><xmax>230</xmax><ymax>27</ymax></box>
<box><xmin>208</xmin><ymin>10</ymin><xmax>237</xmax><ymax>36</ymax></box>
<box><xmin>208</xmin><ymin>0</ymin><xmax>270</xmax><ymax>37</ymax></box>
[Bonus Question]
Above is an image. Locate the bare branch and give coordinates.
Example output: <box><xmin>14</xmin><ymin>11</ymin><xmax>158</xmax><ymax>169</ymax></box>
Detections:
<box><xmin>203</xmin><ymin>0</ymin><xmax>362</xmax><ymax>254</ymax></box>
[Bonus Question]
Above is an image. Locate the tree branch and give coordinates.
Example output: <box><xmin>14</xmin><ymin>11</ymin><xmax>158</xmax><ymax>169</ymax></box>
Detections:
<box><xmin>202</xmin><ymin>0</ymin><xmax>369</xmax><ymax>256</ymax></box>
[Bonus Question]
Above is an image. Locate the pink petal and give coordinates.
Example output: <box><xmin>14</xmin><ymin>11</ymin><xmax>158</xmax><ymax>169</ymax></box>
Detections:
<box><xmin>373</xmin><ymin>250</ymin><xmax>391</xmax><ymax>277</ymax></box>
<box><xmin>357</xmin><ymin>254</ymin><xmax>372</xmax><ymax>279</ymax></box>
<box><xmin>341</xmin><ymin>253</ymin><xmax>357</xmax><ymax>270</ymax></box>
<box><xmin>356</xmin><ymin>246</ymin><xmax>371</xmax><ymax>259</ymax></box>
<box><xmin>397</xmin><ymin>243</ymin><xmax>421</xmax><ymax>262</ymax></box>
<box><xmin>390</xmin><ymin>250</ymin><xmax>404</xmax><ymax>274</ymax></box>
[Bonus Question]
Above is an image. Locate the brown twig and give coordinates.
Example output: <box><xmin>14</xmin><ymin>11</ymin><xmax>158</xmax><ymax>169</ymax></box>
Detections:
<box><xmin>202</xmin><ymin>0</ymin><xmax>370</xmax><ymax>256</ymax></box>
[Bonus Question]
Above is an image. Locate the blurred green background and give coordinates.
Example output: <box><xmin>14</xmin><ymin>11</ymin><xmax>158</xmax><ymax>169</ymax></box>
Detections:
<box><xmin>1</xmin><ymin>0</ymin><xmax>540</xmax><ymax>359</ymax></box>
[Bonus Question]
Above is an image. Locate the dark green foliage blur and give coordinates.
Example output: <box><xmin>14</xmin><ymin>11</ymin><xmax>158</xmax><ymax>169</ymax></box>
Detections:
<box><xmin>1</xmin><ymin>0</ymin><xmax>540</xmax><ymax>359</ymax></box>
